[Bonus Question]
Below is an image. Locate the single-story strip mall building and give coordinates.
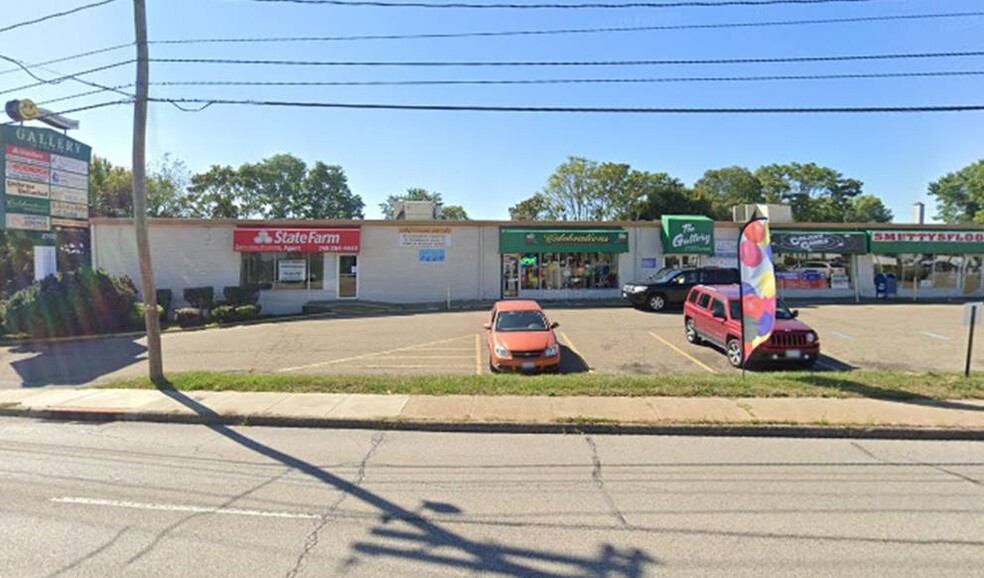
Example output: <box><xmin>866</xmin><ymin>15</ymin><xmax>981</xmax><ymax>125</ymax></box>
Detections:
<box><xmin>90</xmin><ymin>216</ymin><xmax>984</xmax><ymax>314</ymax></box>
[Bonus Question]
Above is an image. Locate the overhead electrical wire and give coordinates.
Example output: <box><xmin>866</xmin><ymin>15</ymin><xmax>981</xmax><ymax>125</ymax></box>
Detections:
<box><xmin>150</xmin><ymin>50</ymin><xmax>984</xmax><ymax>68</ymax></box>
<box><xmin>0</xmin><ymin>43</ymin><xmax>133</xmax><ymax>77</ymax></box>
<box><xmin>0</xmin><ymin>60</ymin><xmax>135</xmax><ymax>97</ymax></box>
<box><xmin>0</xmin><ymin>0</ymin><xmax>119</xmax><ymax>35</ymax></box>
<box><xmin>0</xmin><ymin>100</ymin><xmax>128</xmax><ymax>125</ymax></box>
<box><xmin>241</xmin><ymin>0</ymin><xmax>880</xmax><ymax>10</ymax></box>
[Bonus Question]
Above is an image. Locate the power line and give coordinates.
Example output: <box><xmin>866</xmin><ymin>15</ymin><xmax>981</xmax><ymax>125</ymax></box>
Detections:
<box><xmin>35</xmin><ymin>85</ymin><xmax>136</xmax><ymax>106</ymax></box>
<box><xmin>0</xmin><ymin>100</ymin><xmax>128</xmax><ymax>125</ymax></box>
<box><xmin>0</xmin><ymin>43</ymin><xmax>133</xmax><ymax>77</ymax></box>
<box><xmin>146</xmin><ymin>11</ymin><xmax>984</xmax><ymax>44</ymax></box>
<box><xmin>0</xmin><ymin>60</ymin><xmax>135</xmax><ymax>96</ymax></box>
<box><xmin>147</xmin><ymin>70</ymin><xmax>984</xmax><ymax>87</ymax></box>
<box><xmin>242</xmin><ymin>0</ymin><xmax>878</xmax><ymax>9</ymax></box>
<box><xmin>150</xmin><ymin>50</ymin><xmax>984</xmax><ymax>68</ymax></box>
<box><xmin>149</xmin><ymin>97</ymin><xmax>984</xmax><ymax>113</ymax></box>
<box><xmin>0</xmin><ymin>0</ymin><xmax>119</xmax><ymax>35</ymax></box>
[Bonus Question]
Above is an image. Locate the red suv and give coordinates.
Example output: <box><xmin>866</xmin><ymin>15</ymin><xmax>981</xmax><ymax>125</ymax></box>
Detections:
<box><xmin>683</xmin><ymin>285</ymin><xmax>820</xmax><ymax>368</ymax></box>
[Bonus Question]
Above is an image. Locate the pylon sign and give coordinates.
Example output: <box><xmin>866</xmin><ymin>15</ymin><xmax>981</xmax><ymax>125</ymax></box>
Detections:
<box><xmin>1</xmin><ymin>124</ymin><xmax>91</xmax><ymax>233</ymax></box>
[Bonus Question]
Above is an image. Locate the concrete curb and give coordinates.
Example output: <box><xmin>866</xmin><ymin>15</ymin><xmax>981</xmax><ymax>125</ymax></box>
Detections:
<box><xmin>1</xmin><ymin>406</ymin><xmax>982</xmax><ymax>440</ymax></box>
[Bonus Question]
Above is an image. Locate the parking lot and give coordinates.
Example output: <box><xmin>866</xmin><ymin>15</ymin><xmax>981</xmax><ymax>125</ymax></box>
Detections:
<box><xmin>2</xmin><ymin>302</ymin><xmax>983</xmax><ymax>387</ymax></box>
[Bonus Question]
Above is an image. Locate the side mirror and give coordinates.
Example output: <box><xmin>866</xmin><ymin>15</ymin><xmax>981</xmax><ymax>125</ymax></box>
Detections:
<box><xmin>791</xmin><ymin>310</ymin><xmax>800</xmax><ymax>319</ymax></box>
<box><xmin>550</xmin><ymin>321</ymin><xmax>560</xmax><ymax>329</ymax></box>
<box><xmin>483</xmin><ymin>323</ymin><xmax>492</xmax><ymax>330</ymax></box>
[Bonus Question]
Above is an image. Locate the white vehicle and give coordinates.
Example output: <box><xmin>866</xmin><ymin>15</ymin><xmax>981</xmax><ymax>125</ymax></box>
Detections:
<box><xmin>793</xmin><ymin>261</ymin><xmax>846</xmax><ymax>277</ymax></box>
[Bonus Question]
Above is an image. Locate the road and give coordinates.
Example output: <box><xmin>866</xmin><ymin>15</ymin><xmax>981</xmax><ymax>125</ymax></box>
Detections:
<box><xmin>3</xmin><ymin>303</ymin><xmax>983</xmax><ymax>387</ymax></box>
<box><xmin>1</xmin><ymin>417</ymin><xmax>982</xmax><ymax>577</ymax></box>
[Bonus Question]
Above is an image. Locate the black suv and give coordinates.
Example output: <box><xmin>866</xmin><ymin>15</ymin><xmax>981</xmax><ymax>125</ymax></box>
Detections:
<box><xmin>622</xmin><ymin>267</ymin><xmax>739</xmax><ymax>311</ymax></box>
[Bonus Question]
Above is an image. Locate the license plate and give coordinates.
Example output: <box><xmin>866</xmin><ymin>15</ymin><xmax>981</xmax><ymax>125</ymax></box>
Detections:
<box><xmin>786</xmin><ymin>349</ymin><xmax>802</xmax><ymax>359</ymax></box>
<box><xmin>521</xmin><ymin>362</ymin><xmax>536</xmax><ymax>370</ymax></box>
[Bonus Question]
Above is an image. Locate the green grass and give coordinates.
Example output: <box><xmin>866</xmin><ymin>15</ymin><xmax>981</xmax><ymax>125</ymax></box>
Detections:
<box><xmin>101</xmin><ymin>370</ymin><xmax>984</xmax><ymax>400</ymax></box>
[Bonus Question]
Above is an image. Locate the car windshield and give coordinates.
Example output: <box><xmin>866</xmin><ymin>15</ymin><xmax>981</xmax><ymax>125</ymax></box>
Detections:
<box><xmin>647</xmin><ymin>269</ymin><xmax>680</xmax><ymax>284</ymax></box>
<box><xmin>495</xmin><ymin>310</ymin><xmax>549</xmax><ymax>332</ymax></box>
<box><xmin>728</xmin><ymin>299</ymin><xmax>796</xmax><ymax>320</ymax></box>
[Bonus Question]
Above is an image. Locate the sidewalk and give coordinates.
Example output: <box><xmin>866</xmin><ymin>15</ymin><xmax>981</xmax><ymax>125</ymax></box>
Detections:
<box><xmin>2</xmin><ymin>387</ymin><xmax>983</xmax><ymax>438</ymax></box>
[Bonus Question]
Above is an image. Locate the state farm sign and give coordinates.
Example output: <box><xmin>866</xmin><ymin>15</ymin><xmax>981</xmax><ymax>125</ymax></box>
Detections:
<box><xmin>233</xmin><ymin>228</ymin><xmax>360</xmax><ymax>253</ymax></box>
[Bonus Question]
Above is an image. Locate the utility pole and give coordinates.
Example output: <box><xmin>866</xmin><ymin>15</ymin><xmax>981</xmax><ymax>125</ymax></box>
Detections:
<box><xmin>132</xmin><ymin>0</ymin><xmax>163</xmax><ymax>381</ymax></box>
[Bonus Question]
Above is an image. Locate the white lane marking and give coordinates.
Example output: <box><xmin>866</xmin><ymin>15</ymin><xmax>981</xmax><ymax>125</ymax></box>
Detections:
<box><xmin>279</xmin><ymin>335</ymin><xmax>474</xmax><ymax>372</ymax></box>
<box><xmin>829</xmin><ymin>331</ymin><xmax>854</xmax><ymax>341</ymax></box>
<box><xmin>51</xmin><ymin>497</ymin><xmax>319</xmax><ymax>520</ymax></box>
<box><xmin>920</xmin><ymin>331</ymin><xmax>950</xmax><ymax>341</ymax></box>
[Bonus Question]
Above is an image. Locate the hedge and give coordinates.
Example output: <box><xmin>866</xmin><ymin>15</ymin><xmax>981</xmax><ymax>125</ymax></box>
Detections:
<box><xmin>222</xmin><ymin>285</ymin><xmax>260</xmax><ymax>306</ymax></box>
<box><xmin>183</xmin><ymin>286</ymin><xmax>214</xmax><ymax>309</ymax></box>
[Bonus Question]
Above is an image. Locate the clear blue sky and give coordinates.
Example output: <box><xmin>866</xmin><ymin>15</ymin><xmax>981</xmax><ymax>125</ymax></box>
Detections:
<box><xmin>2</xmin><ymin>0</ymin><xmax>983</xmax><ymax>221</ymax></box>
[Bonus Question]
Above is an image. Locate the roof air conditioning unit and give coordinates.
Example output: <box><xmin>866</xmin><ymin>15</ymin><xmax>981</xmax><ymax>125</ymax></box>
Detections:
<box><xmin>392</xmin><ymin>200</ymin><xmax>437</xmax><ymax>220</ymax></box>
<box><xmin>732</xmin><ymin>204</ymin><xmax>794</xmax><ymax>224</ymax></box>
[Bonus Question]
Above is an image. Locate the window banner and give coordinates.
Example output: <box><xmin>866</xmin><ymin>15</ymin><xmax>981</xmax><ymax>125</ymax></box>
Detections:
<box><xmin>738</xmin><ymin>218</ymin><xmax>777</xmax><ymax>362</ymax></box>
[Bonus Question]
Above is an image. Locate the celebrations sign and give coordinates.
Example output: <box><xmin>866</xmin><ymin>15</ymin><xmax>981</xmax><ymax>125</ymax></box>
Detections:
<box><xmin>738</xmin><ymin>218</ymin><xmax>777</xmax><ymax>362</ymax></box>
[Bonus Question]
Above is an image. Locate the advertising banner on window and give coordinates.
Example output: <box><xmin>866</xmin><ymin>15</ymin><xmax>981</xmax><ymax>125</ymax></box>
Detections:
<box><xmin>234</xmin><ymin>227</ymin><xmax>361</xmax><ymax>253</ymax></box>
<box><xmin>277</xmin><ymin>259</ymin><xmax>307</xmax><ymax>282</ymax></box>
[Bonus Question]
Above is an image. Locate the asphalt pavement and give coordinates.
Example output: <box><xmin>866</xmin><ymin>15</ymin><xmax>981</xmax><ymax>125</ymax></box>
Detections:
<box><xmin>1</xmin><ymin>418</ymin><xmax>982</xmax><ymax>577</ymax></box>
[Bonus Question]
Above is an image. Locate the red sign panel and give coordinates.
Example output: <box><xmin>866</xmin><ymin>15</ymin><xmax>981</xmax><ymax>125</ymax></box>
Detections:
<box><xmin>5</xmin><ymin>145</ymin><xmax>51</xmax><ymax>165</ymax></box>
<box><xmin>233</xmin><ymin>227</ymin><xmax>361</xmax><ymax>253</ymax></box>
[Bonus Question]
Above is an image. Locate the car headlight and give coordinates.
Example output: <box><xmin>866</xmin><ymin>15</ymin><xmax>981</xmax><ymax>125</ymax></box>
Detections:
<box><xmin>544</xmin><ymin>345</ymin><xmax>559</xmax><ymax>357</ymax></box>
<box><xmin>626</xmin><ymin>285</ymin><xmax>646</xmax><ymax>293</ymax></box>
<box><xmin>494</xmin><ymin>345</ymin><xmax>510</xmax><ymax>358</ymax></box>
<box><xmin>805</xmin><ymin>332</ymin><xmax>816</xmax><ymax>343</ymax></box>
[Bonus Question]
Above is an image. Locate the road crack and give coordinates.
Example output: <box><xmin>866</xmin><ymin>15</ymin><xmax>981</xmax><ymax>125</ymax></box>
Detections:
<box><xmin>286</xmin><ymin>431</ymin><xmax>385</xmax><ymax>578</ymax></box>
<box><xmin>583</xmin><ymin>434</ymin><xmax>628</xmax><ymax>528</ymax></box>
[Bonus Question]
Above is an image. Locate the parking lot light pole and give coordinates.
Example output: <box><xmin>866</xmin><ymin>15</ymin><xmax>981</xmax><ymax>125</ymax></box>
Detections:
<box><xmin>132</xmin><ymin>0</ymin><xmax>163</xmax><ymax>382</ymax></box>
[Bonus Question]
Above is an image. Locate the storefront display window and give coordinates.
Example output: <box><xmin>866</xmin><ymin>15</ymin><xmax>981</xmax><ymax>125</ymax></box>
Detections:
<box><xmin>242</xmin><ymin>252</ymin><xmax>324</xmax><ymax>290</ymax></box>
<box><xmin>874</xmin><ymin>254</ymin><xmax>982</xmax><ymax>294</ymax></box>
<box><xmin>516</xmin><ymin>252</ymin><xmax>619</xmax><ymax>291</ymax></box>
<box><xmin>775</xmin><ymin>253</ymin><xmax>854</xmax><ymax>290</ymax></box>
<box><xmin>663</xmin><ymin>255</ymin><xmax>701</xmax><ymax>269</ymax></box>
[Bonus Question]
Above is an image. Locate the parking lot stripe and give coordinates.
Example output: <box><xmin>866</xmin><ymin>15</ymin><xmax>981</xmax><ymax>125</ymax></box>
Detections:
<box><xmin>278</xmin><ymin>335</ymin><xmax>475</xmax><ymax>372</ymax></box>
<box><xmin>920</xmin><ymin>331</ymin><xmax>950</xmax><ymax>341</ymax></box>
<box><xmin>648</xmin><ymin>331</ymin><xmax>717</xmax><ymax>373</ymax></box>
<box><xmin>475</xmin><ymin>334</ymin><xmax>483</xmax><ymax>375</ymax></box>
<box><xmin>830</xmin><ymin>331</ymin><xmax>854</xmax><ymax>340</ymax></box>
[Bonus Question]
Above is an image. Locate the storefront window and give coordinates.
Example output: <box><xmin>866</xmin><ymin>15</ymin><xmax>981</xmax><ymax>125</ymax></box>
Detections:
<box><xmin>875</xmin><ymin>254</ymin><xmax>981</xmax><ymax>293</ymax></box>
<box><xmin>663</xmin><ymin>255</ymin><xmax>701</xmax><ymax>269</ymax></box>
<box><xmin>516</xmin><ymin>252</ymin><xmax>619</xmax><ymax>290</ymax></box>
<box><xmin>242</xmin><ymin>253</ymin><xmax>324</xmax><ymax>290</ymax></box>
<box><xmin>775</xmin><ymin>253</ymin><xmax>854</xmax><ymax>290</ymax></box>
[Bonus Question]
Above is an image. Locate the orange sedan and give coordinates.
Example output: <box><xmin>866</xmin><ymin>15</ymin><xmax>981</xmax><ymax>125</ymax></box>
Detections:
<box><xmin>484</xmin><ymin>300</ymin><xmax>562</xmax><ymax>374</ymax></box>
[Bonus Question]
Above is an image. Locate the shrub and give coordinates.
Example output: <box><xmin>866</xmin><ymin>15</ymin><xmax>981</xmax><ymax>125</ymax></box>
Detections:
<box><xmin>223</xmin><ymin>285</ymin><xmax>260</xmax><ymax>306</ymax></box>
<box><xmin>4</xmin><ymin>269</ymin><xmax>137</xmax><ymax>337</ymax></box>
<box><xmin>183</xmin><ymin>286</ymin><xmax>214</xmax><ymax>309</ymax></box>
<box><xmin>128</xmin><ymin>302</ymin><xmax>165</xmax><ymax>330</ymax></box>
<box><xmin>210</xmin><ymin>305</ymin><xmax>237</xmax><ymax>323</ymax></box>
<box><xmin>0</xmin><ymin>301</ymin><xmax>7</xmax><ymax>336</ymax></box>
<box><xmin>175</xmin><ymin>307</ymin><xmax>205</xmax><ymax>328</ymax></box>
<box><xmin>156</xmin><ymin>289</ymin><xmax>173</xmax><ymax>321</ymax></box>
<box><xmin>234</xmin><ymin>304</ymin><xmax>261</xmax><ymax>321</ymax></box>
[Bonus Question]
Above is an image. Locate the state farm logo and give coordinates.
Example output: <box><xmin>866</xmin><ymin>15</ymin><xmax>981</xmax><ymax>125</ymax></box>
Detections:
<box><xmin>253</xmin><ymin>230</ymin><xmax>273</xmax><ymax>244</ymax></box>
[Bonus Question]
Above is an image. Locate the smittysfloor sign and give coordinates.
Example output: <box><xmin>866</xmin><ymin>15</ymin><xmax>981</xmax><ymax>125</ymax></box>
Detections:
<box><xmin>0</xmin><ymin>125</ymin><xmax>91</xmax><ymax>232</ymax></box>
<box><xmin>869</xmin><ymin>230</ymin><xmax>984</xmax><ymax>253</ymax></box>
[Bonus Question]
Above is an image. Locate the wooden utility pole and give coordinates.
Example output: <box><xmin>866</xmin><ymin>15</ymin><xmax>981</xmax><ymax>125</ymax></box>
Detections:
<box><xmin>132</xmin><ymin>0</ymin><xmax>163</xmax><ymax>381</ymax></box>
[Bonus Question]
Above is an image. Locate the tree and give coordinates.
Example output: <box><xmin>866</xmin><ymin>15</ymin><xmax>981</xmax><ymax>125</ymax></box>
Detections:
<box><xmin>693</xmin><ymin>166</ymin><xmax>764</xmax><ymax>220</ymax></box>
<box><xmin>441</xmin><ymin>205</ymin><xmax>469</xmax><ymax>220</ymax></box>
<box><xmin>185</xmin><ymin>165</ymin><xmax>251</xmax><ymax>219</ymax></box>
<box><xmin>381</xmin><ymin>188</ymin><xmax>443</xmax><ymax>219</ymax></box>
<box><xmin>928</xmin><ymin>159</ymin><xmax>984</xmax><ymax>223</ymax></box>
<box><xmin>630</xmin><ymin>172</ymin><xmax>712</xmax><ymax>221</ymax></box>
<box><xmin>302</xmin><ymin>161</ymin><xmax>365</xmax><ymax>219</ymax></box>
<box><xmin>89</xmin><ymin>155</ymin><xmax>188</xmax><ymax>218</ymax></box>
<box><xmin>147</xmin><ymin>154</ymin><xmax>190</xmax><ymax>218</ymax></box>
<box><xmin>538</xmin><ymin>156</ymin><xmax>599</xmax><ymax>220</ymax></box>
<box><xmin>755</xmin><ymin>162</ymin><xmax>863</xmax><ymax>222</ymax></box>
<box><xmin>509</xmin><ymin>193</ymin><xmax>550</xmax><ymax>221</ymax></box>
<box><xmin>844</xmin><ymin>195</ymin><xmax>893</xmax><ymax>223</ymax></box>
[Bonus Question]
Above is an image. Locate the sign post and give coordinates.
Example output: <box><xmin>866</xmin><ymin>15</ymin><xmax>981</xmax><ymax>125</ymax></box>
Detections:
<box><xmin>963</xmin><ymin>302</ymin><xmax>982</xmax><ymax>377</ymax></box>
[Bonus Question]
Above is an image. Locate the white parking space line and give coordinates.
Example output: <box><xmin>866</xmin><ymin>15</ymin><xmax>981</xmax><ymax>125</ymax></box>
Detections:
<box><xmin>829</xmin><ymin>331</ymin><xmax>854</xmax><ymax>341</ymax></box>
<box><xmin>278</xmin><ymin>335</ymin><xmax>475</xmax><ymax>372</ymax></box>
<box><xmin>920</xmin><ymin>331</ymin><xmax>950</xmax><ymax>341</ymax></box>
<box><xmin>52</xmin><ymin>497</ymin><xmax>319</xmax><ymax>521</ymax></box>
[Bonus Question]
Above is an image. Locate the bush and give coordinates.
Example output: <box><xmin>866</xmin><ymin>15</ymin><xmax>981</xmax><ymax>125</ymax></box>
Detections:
<box><xmin>0</xmin><ymin>301</ymin><xmax>7</xmax><ymax>336</ymax></box>
<box><xmin>183</xmin><ymin>286</ymin><xmax>214</xmax><ymax>309</ymax></box>
<box><xmin>210</xmin><ymin>305</ymin><xmax>237</xmax><ymax>323</ymax></box>
<box><xmin>234</xmin><ymin>304</ymin><xmax>261</xmax><ymax>321</ymax></box>
<box><xmin>175</xmin><ymin>307</ymin><xmax>205</xmax><ymax>328</ymax></box>
<box><xmin>128</xmin><ymin>302</ymin><xmax>165</xmax><ymax>330</ymax></box>
<box><xmin>4</xmin><ymin>269</ymin><xmax>138</xmax><ymax>337</ymax></box>
<box><xmin>156</xmin><ymin>289</ymin><xmax>173</xmax><ymax>321</ymax></box>
<box><xmin>223</xmin><ymin>285</ymin><xmax>260</xmax><ymax>306</ymax></box>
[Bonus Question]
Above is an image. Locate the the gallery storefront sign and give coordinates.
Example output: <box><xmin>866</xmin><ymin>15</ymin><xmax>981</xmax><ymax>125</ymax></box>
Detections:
<box><xmin>233</xmin><ymin>227</ymin><xmax>361</xmax><ymax>253</ymax></box>
<box><xmin>772</xmin><ymin>231</ymin><xmax>868</xmax><ymax>254</ymax></box>
<box><xmin>660</xmin><ymin>215</ymin><xmax>714</xmax><ymax>255</ymax></box>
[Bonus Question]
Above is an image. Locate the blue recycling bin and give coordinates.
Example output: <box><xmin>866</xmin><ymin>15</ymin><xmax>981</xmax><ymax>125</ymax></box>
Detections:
<box><xmin>875</xmin><ymin>273</ymin><xmax>898</xmax><ymax>299</ymax></box>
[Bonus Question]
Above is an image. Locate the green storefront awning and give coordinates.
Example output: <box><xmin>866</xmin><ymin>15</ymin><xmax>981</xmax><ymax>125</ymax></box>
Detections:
<box><xmin>499</xmin><ymin>228</ymin><xmax>629</xmax><ymax>253</ymax></box>
<box><xmin>869</xmin><ymin>230</ymin><xmax>984</xmax><ymax>254</ymax></box>
<box><xmin>661</xmin><ymin>215</ymin><xmax>714</xmax><ymax>255</ymax></box>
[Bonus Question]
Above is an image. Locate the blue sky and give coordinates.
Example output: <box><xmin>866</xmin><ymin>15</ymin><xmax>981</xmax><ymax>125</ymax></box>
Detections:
<box><xmin>2</xmin><ymin>0</ymin><xmax>983</xmax><ymax>221</ymax></box>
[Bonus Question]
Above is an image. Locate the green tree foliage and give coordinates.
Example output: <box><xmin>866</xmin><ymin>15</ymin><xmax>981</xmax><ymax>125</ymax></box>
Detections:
<box><xmin>755</xmin><ymin>162</ymin><xmax>863</xmax><ymax>222</ymax></box>
<box><xmin>380</xmin><ymin>188</ymin><xmax>470</xmax><ymax>220</ymax></box>
<box><xmin>89</xmin><ymin>154</ymin><xmax>190</xmax><ymax>218</ymax></box>
<box><xmin>508</xmin><ymin>193</ymin><xmax>550</xmax><ymax>221</ymax></box>
<box><xmin>693</xmin><ymin>166</ymin><xmax>765</xmax><ymax>220</ymax></box>
<box><xmin>844</xmin><ymin>195</ymin><xmax>894</xmax><ymax>223</ymax></box>
<box><xmin>441</xmin><ymin>205</ymin><xmax>470</xmax><ymax>220</ymax></box>
<box><xmin>928</xmin><ymin>159</ymin><xmax>984</xmax><ymax>223</ymax></box>
<box><xmin>185</xmin><ymin>154</ymin><xmax>364</xmax><ymax>219</ymax></box>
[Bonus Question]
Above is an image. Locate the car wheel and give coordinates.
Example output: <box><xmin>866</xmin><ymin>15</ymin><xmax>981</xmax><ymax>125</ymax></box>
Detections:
<box><xmin>685</xmin><ymin>318</ymin><xmax>702</xmax><ymax>345</ymax></box>
<box><xmin>488</xmin><ymin>359</ymin><xmax>500</xmax><ymax>374</ymax></box>
<box><xmin>647</xmin><ymin>293</ymin><xmax>667</xmax><ymax>312</ymax></box>
<box><xmin>726</xmin><ymin>338</ymin><xmax>744</xmax><ymax>368</ymax></box>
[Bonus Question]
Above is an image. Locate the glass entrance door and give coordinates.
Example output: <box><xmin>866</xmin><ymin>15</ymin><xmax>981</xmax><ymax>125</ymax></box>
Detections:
<box><xmin>338</xmin><ymin>255</ymin><xmax>358</xmax><ymax>298</ymax></box>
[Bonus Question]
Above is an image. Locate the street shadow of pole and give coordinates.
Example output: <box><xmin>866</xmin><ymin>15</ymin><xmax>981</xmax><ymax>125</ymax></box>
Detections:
<box><xmin>154</xmin><ymin>381</ymin><xmax>656</xmax><ymax>577</ymax></box>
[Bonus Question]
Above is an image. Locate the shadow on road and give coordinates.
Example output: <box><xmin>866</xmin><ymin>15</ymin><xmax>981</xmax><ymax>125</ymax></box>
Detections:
<box><xmin>7</xmin><ymin>338</ymin><xmax>147</xmax><ymax>387</ymax></box>
<box><xmin>559</xmin><ymin>345</ymin><xmax>590</xmax><ymax>375</ymax></box>
<box><xmin>153</xmin><ymin>382</ymin><xmax>657</xmax><ymax>577</ymax></box>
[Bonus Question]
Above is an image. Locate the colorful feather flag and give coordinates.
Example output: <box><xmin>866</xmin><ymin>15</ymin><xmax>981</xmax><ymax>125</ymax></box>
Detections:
<box><xmin>738</xmin><ymin>217</ymin><xmax>777</xmax><ymax>363</ymax></box>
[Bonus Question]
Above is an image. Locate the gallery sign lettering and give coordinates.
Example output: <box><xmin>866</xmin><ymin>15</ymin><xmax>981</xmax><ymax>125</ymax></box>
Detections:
<box><xmin>661</xmin><ymin>216</ymin><xmax>714</xmax><ymax>255</ymax></box>
<box><xmin>233</xmin><ymin>228</ymin><xmax>361</xmax><ymax>253</ymax></box>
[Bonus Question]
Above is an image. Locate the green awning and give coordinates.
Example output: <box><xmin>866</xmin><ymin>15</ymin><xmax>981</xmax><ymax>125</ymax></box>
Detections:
<box><xmin>869</xmin><ymin>230</ymin><xmax>984</xmax><ymax>254</ymax></box>
<box><xmin>499</xmin><ymin>228</ymin><xmax>629</xmax><ymax>253</ymax></box>
<box><xmin>661</xmin><ymin>215</ymin><xmax>714</xmax><ymax>255</ymax></box>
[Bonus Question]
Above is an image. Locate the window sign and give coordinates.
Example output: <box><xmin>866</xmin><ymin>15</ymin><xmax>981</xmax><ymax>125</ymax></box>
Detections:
<box><xmin>641</xmin><ymin>257</ymin><xmax>657</xmax><ymax>269</ymax></box>
<box><xmin>278</xmin><ymin>259</ymin><xmax>307</xmax><ymax>283</ymax></box>
<box><xmin>399</xmin><ymin>227</ymin><xmax>452</xmax><ymax>247</ymax></box>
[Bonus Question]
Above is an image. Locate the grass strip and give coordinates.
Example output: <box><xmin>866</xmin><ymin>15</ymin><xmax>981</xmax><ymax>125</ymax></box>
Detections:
<box><xmin>101</xmin><ymin>370</ymin><xmax>984</xmax><ymax>400</ymax></box>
